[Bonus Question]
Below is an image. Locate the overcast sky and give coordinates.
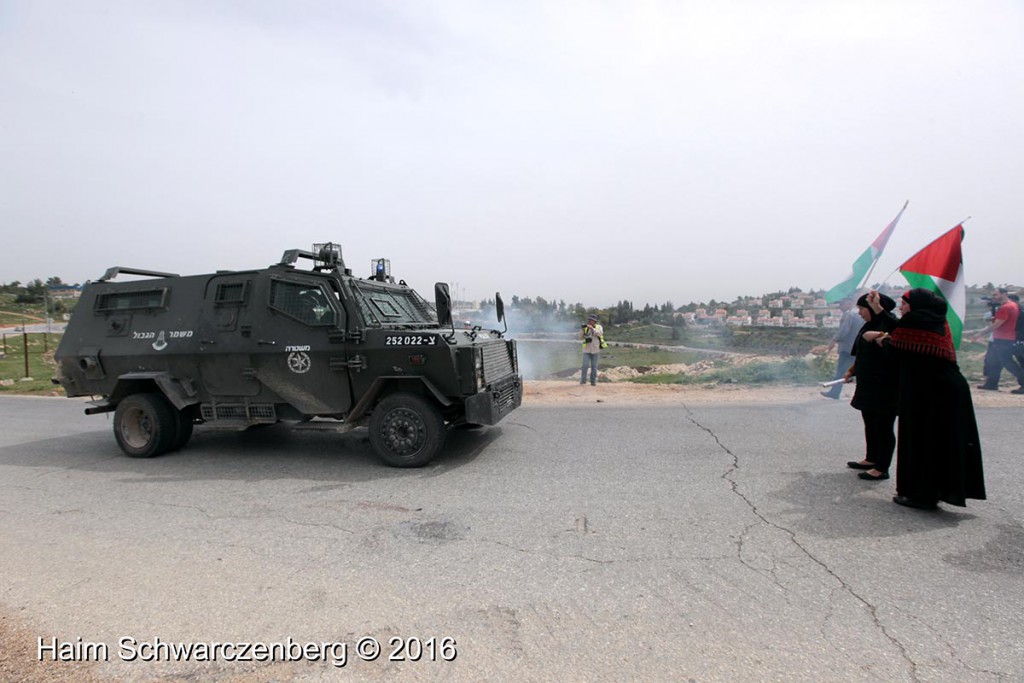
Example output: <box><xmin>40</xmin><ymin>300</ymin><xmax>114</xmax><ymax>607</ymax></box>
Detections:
<box><xmin>1</xmin><ymin>1</ymin><xmax>1021</xmax><ymax>307</ymax></box>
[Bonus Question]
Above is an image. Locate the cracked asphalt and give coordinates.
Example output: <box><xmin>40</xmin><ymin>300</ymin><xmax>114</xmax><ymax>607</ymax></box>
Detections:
<box><xmin>1</xmin><ymin>394</ymin><xmax>1022</xmax><ymax>682</ymax></box>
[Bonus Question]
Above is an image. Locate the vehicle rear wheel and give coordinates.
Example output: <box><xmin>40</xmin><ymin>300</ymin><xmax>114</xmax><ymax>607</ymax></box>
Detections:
<box><xmin>113</xmin><ymin>393</ymin><xmax>177</xmax><ymax>458</ymax></box>
<box><xmin>369</xmin><ymin>393</ymin><xmax>446</xmax><ymax>467</ymax></box>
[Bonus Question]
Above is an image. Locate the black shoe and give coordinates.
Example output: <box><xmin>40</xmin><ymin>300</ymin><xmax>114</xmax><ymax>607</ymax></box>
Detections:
<box><xmin>858</xmin><ymin>471</ymin><xmax>889</xmax><ymax>481</ymax></box>
<box><xmin>893</xmin><ymin>495</ymin><xmax>937</xmax><ymax>510</ymax></box>
<box><xmin>976</xmin><ymin>384</ymin><xmax>998</xmax><ymax>391</ymax></box>
<box><xmin>847</xmin><ymin>461</ymin><xmax>875</xmax><ymax>470</ymax></box>
<box><xmin>1012</xmin><ymin>387</ymin><xmax>1024</xmax><ymax>395</ymax></box>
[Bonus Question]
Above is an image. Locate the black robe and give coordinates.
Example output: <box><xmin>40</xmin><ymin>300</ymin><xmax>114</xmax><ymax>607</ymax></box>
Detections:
<box><xmin>850</xmin><ymin>310</ymin><xmax>898</xmax><ymax>414</ymax></box>
<box><xmin>883</xmin><ymin>290</ymin><xmax>986</xmax><ymax>506</ymax></box>
<box><xmin>892</xmin><ymin>350</ymin><xmax>985</xmax><ymax>505</ymax></box>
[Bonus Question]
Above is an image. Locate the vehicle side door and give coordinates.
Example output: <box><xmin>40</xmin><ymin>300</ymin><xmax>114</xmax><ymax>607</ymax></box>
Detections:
<box><xmin>197</xmin><ymin>274</ymin><xmax>261</xmax><ymax>397</ymax></box>
<box><xmin>250</xmin><ymin>276</ymin><xmax>352</xmax><ymax>415</ymax></box>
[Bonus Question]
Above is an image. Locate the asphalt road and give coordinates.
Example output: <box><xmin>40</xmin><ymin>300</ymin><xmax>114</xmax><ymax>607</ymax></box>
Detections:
<box><xmin>1</xmin><ymin>394</ymin><xmax>1021</xmax><ymax>682</ymax></box>
<box><xmin>0</xmin><ymin>323</ymin><xmax>67</xmax><ymax>335</ymax></box>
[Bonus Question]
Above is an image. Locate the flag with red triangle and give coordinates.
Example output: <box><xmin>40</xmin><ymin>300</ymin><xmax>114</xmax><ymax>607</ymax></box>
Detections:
<box><xmin>899</xmin><ymin>224</ymin><xmax>967</xmax><ymax>347</ymax></box>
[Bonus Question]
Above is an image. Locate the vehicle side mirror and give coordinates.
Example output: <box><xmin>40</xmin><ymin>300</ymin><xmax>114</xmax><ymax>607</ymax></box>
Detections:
<box><xmin>495</xmin><ymin>292</ymin><xmax>508</xmax><ymax>336</ymax></box>
<box><xmin>434</xmin><ymin>282</ymin><xmax>453</xmax><ymax>327</ymax></box>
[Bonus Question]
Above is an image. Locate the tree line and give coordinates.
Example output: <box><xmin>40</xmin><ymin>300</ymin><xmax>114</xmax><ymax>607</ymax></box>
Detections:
<box><xmin>491</xmin><ymin>295</ymin><xmax>681</xmax><ymax>326</ymax></box>
<box><xmin>1</xmin><ymin>277</ymin><xmax>76</xmax><ymax>314</ymax></box>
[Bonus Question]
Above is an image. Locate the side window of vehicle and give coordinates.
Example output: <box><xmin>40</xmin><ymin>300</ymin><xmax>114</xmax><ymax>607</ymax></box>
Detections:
<box><xmin>269</xmin><ymin>280</ymin><xmax>336</xmax><ymax>327</ymax></box>
<box><xmin>215</xmin><ymin>281</ymin><xmax>248</xmax><ymax>305</ymax></box>
<box><xmin>212</xmin><ymin>280</ymin><xmax>250</xmax><ymax>331</ymax></box>
<box><xmin>95</xmin><ymin>288</ymin><xmax>168</xmax><ymax>311</ymax></box>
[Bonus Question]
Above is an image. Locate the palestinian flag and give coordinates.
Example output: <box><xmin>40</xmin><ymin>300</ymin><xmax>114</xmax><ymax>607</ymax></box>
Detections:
<box><xmin>899</xmin><ymin>224</ymin><xmax>967</xmax><ymax>347</ymax></box>
<box><xmin>825</xmin><ymin>201</ymin><xmax>907</xmax><ymax>304</ymax></box>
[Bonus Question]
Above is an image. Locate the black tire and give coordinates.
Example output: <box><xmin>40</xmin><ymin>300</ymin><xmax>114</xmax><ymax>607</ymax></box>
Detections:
<box><xmin>170</xmin><ymin>406</ymin><xmax>195</xmax><ymax>452</ymax></box>
<box><xmin>368</xmin><ymin>393</ymin><xmax>446</xmax><ymax>467</ymax></box>
<box><xmin>113</xmin><ymin>393</ymin><xmax>177</xmax><ymax>458</ymax></box>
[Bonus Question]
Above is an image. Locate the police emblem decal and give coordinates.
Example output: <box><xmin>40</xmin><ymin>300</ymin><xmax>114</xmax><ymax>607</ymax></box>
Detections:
<box><xmin>287</xmin><ymin>351</ymin><xmax>312</xmax><ymax>374</ymax></box>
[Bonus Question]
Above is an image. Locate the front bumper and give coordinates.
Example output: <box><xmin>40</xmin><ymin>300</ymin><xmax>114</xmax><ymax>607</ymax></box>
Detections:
<box><xmin>464</xmin><ymin>374</ymin><xmax>523</xmax><ymax>425</ymax></box>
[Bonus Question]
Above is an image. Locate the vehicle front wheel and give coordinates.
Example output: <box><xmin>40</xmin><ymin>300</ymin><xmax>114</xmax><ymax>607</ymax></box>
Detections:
<box><xmin>368</xmin><ymin>393</ymin><xmax>446</xmax><ymax>467</ymax></box>
<box><xmin>113</xmin><ymin>393</ymin><xmax>177</xmax><ymax>458</ymax></box>
<box><xmin>171</xmin><ymin>406</ymin><xmax>195</xmax><ymax>451</ymax></box>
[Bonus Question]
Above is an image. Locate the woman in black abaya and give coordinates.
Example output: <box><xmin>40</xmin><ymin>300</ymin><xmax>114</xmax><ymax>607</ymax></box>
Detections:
<box><xmin>844</xmin><ymin>292</ymin><xmax>898</xmax><ymax>481</ymax></box>
<box><xmin>864</xmin><ymin>288</ymin><xmax>986</xmax><ymax>509</ymax></box>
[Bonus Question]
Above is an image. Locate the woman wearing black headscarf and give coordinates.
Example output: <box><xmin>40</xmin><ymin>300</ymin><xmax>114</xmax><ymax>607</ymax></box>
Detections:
<box><xmin>864</xmin><ymin>288</ymin><xmax>986</xmax><ymax>509</ymax></box>
<box><xmin>844</xmin><ymin>292</ymin><xmax>898</xmax><ymax>481</ymax></box>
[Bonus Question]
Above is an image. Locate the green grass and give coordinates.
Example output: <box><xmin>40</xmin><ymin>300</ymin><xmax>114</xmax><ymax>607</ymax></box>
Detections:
<box><xmin>956</xmin><ymin>340</ymin><xmax>988</xmax><ymax>384</ymax></box>
<box><xmin>0</xmin><ymin>299</ymin><xmax>46</xmax><ymax>327</ymax></box>
<box><xmin>630</xmin><ymin>356</ymin><xmax>834</xmax><ymax>385</ymax></box>
<box><xmin>516</xmin><ymin>340</ymin><xmax>713</xmax><ymax>379</ymax></box>
<box><xmin>605</xmin><ymin>322</ymin><xmax>835</xmax><ymax>355</ymax></box>
<box><xmin>606</xmin><ymin>324</ymin><xmax>680</xmax><ymax>345</ymax></box>
<box><xmin>0</xmin><ymin>333</ymin><xmax>64</xmax><ymax>395</ymax></box>
<box><xmin>0</xmin><ymin>292</ymin><xmax>75</xmax><ymax>327</ymax></box>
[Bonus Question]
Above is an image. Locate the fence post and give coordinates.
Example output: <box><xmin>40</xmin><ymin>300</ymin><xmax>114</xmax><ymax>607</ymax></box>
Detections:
<box><xmin>23</xmin><ymin>332</ymin><xmax>30</xmax><ymax>378</ymax></box>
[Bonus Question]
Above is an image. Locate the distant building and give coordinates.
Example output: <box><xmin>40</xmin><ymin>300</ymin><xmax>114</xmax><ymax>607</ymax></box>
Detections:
<box><xmin>48</xmin><ymin>286</ymin><xmax>82</xmax><ymax>300</ymax></box>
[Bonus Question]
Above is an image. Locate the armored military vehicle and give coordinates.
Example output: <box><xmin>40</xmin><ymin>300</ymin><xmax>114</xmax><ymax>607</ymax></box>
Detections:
<box><xmin>54</xmin><ymin>243</ymin><xmax>522</xmax><ymax>467</ymax></box>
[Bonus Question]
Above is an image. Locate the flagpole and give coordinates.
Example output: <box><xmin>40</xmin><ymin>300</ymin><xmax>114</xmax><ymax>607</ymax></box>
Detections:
<box><xmin>861</xmin><ymin>260</ymin><xmax>890</xmax><ymax>289</ymax></box>
<box><xmin>875</xmin><ymin>267</ymin><xmax>901</xmax><ymax>288</ymax></box>
<box><xmin>858</xmin><ymin>200</ymin><xmax>909</xmax><ymax>289</ymax></box>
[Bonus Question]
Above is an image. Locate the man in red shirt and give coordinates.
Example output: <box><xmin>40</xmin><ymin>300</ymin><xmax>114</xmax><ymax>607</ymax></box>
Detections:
<box><xmin>974</xmin><ymin>287</ymin><xmax>1024</xmax><ymax>393</ymax></box>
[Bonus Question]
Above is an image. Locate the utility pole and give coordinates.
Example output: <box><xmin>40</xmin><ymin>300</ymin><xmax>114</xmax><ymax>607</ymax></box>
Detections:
<box><xmin>42</xmin><ymin>287</ymin><xmax>50</xmax><ymax>352</ymax></box>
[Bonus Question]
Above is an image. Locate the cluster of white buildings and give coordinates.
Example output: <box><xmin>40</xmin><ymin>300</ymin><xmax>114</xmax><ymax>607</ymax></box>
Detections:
<box><xmin>677</xmin><ymin>294</ymin><xmax>846</xmax><ymax>329</ymax></box>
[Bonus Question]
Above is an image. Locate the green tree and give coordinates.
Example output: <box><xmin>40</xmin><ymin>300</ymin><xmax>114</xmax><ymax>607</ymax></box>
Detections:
<box><xmin>15</xmin><ymin>279</ymin><xmax>45</xmax><ymax>304</ymax></box>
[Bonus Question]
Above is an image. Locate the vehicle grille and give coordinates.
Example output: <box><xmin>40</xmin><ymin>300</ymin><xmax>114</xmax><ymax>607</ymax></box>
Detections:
<box><xmin>481</xmin><ymin>340</ymin><xmax>515</xmax><ymax>382</ymax></box>
<box><xmin>200</xmin><ymin>403</ymin><xmax>277</xmax><ymax>423</ymax></box>
<box><xmin>493</xmin><ymin>377</ymin><xmax>520</xmax><ymax>413</ymax></box>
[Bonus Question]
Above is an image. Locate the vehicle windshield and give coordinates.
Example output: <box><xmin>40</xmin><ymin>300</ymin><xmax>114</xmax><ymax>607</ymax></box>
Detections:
<box><xmin>349</xmin><ymin>280</ymin><xmax>437</xmax><ymax>327</ymax></box>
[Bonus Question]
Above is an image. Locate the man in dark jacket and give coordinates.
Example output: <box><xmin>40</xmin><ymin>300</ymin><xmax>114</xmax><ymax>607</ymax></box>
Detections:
<box><xmin>821</xmin><ymin>298</ymin><xmax>859</xmax><ymax>399</ymax></box>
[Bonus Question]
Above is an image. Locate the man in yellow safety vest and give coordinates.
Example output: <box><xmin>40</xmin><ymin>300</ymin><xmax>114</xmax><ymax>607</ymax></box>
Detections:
<box><xmin>579</xmin><ymin>313</ymin><xmax>605</xmax><ymax>386</ymax></box>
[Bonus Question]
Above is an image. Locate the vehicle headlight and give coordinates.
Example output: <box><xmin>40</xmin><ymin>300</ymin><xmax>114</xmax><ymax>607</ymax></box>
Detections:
<box><xmin>475</xmin><ymin>348</ymin><xmax>485</xmax><ymax>390</ymax></box>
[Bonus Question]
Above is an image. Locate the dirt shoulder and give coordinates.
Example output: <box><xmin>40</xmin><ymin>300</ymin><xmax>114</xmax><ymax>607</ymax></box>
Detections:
<box><xmin>0</xmin><ymin>606</ymin><xmax>105</xmax><ymax>683</ymax></box>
